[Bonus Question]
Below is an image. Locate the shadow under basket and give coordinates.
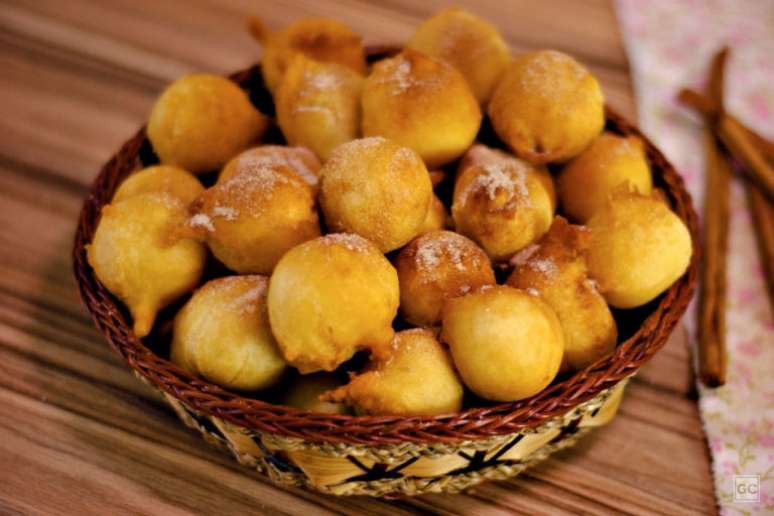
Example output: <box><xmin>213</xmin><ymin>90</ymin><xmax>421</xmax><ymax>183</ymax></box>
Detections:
<box><xmin>72</xmin><ymin>50</ymin><xmax>699</xmax><ymax>497</ymax></box>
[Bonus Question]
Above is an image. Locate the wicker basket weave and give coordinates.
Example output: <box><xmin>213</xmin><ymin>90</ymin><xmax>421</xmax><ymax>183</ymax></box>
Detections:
<box><xmin>72</xmin><ymin>50</ymin><xmax>699</xmax><ymax>497</ymax></box>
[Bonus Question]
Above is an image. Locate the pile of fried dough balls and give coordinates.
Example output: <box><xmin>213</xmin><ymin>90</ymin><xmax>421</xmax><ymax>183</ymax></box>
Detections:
<box><xmin>88</xmin><ymin>9</ymin><xmax>692</xmax><ymax>416</ymax></box>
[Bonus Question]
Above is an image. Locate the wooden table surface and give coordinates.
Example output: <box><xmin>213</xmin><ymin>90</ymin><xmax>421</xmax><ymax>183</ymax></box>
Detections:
<box><xmin>0</xmin><ymin>0</ymin><xmax>716</xmax><ymax>514</ymax></box>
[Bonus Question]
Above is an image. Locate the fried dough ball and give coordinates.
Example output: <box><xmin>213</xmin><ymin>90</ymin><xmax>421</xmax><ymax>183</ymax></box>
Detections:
<box><xmin>88</xmin><ymin>193</ymin><xmax>206</xmax><ymax>338</ymax></box>
<box><xmin>283</xmin><ymin>373</ymin><xmax>348</xmax><ymax>414</ymax></box>
<box><xmin>396</xmin><ymin>230</ymin><xmax>495</xmax><ymax>326</ymax></box>
<box><xmin>507</xmin><ymin>217</ymin><xmax>617</xmax><ymax>370</ymax></box>
<box><xmin>319</xmin><ymin>137</ymin><xmax>432</xmax><ymax>252</ymax></box>
<box><xmin>218</xmin><ymin>145</ymin><xmax>321</xmax><ymax>192</ymax></box>
<box><xmin>170</xmin><ymin>276</ymin><xmax>286</xmax><ymax>391</ymax></box>
<box><xmin>275</xmin><ymin>55</ymin><xmax>364</xmax><ymax>161</ymax></box>
<box><xmin>406</xmin><ymin>8</ymin><xmax>510</xmax><ymax>104</ymax></box>
<box><xmin>188</xmin><ymin>163</ymin><xmax>320</xmax><ymax>274</ymax></box>
<box><xmin>113</xmin><ymin>165</ymin><xmax>203</xmax><ymax>204</ymax></box>
<box><xmin>418</xmin><ymin>194</ymin><xmax>449</xmax><ymax>234</ymax></box>
<box><xmin>267</xmin><ymin>234</ymin><xmax>399</xmax><ymax>373</ymax></box>
<box><xmin>489</xmin><ymin>50</ymin><xmax>604</xmax><ymax>164</ymax></box>
<box><xmin>147</xmin><ymin>74</ymin><xmax>268</xmax><ymax>173</ymax></box>
<box><xmin>362</xmin><ymin>49</ymin><xmax>481</xmax><ymax>168</ymax></box>
<box><xmin>249</xmin><ymin>16</ymin><xmax>366</xmax><ymax>94</ymax></box>
<box><xmin>558</xmin><ymin>132</ymin><xmax>653</xmax><ymax>222</ymax></box>
<box><xmin>586</xmin><ymin>192</ymin><xmax>692</xmax><ymax>308</ymax></box>
<box><xmin>322</xmin><ymin>329</ymin><xmax>463</xmax><ymax>416</ymax></box>
<box><xmin>452</xmin><ymin>144</ymin><xmax>554</xmax><ymax>260</ymax></box>
<box><xmin>441</xmin><ymin>286</ymin><xmax>564</xmax><ymax>401</ymax></box>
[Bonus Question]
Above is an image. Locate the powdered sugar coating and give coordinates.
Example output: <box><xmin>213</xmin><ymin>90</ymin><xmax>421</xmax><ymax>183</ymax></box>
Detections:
<box><xmin>321</xmin><ymin>233</ymin><xmax>373</xmax><ymax>253</ymax></box>
<box><xmin>461</xmin><ymin>158</ymin><xmax>531</xmax><ymax>208</ymax></box>
<box><xmin>511</xmin><ymin>243</ymin><xmax>540</xmax><ymax>267</ymax></box>
<box><xmin>414</xmin><ymin>232</ymin><xmax>473</xmax><ymax>273</ymax></box>
<box><xmin>527</xmin><ymin>257</ymin><xmax>558</xmax><ymax>276</ymax></box>
<box><xmin>212</xmin><ymin>205</ymin><xmax>237</xmax><ymax>221</ymax></box>
<box><xmin>229</xmin><ymin>146</ymin><xmax>320</xmax><ymax>188</ymax></box>
<box><xmin>189</xmin><ymin>213</ymin><xmax>214</xmax><ymax>232</ymax></box>
<box><xmin>519</xmin><ymin>50</ymin><xmax>588</xmax><ymax>99</ymax></box>
<box><xmin>202</xmin><ymin>276</ymin><xmax>268</xmax><ymax>316</ymax></box>
<box><xmin>374</xmin><ymin>51</ymin><xmax>446</xmax><ymax>96</ymax></box>
<box><xmin>213</xmin><ymin>164</ymin><xmax>301</xmax><ymax>217</ymax></box>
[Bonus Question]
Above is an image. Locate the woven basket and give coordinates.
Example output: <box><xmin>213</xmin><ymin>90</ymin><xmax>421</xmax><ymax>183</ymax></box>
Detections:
<box><xmin>72</xmin><ymin>48</ymin><xmax>699</xmax><ymax>498</ymax></box>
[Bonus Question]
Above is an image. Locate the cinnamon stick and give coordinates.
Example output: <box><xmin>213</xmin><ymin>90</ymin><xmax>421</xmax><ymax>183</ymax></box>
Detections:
<box><xmin>747</xmin><ymin>184</ymin><xmax>774</xmax><ymax>307</ymax></box>
<box><xmin>740</xmin><ymin>129</ymin><xmax>774</xmax><ymax>308</ymax></box>
<box><xmin>698</xmin><ymin>125</ymin><xmax>731</xmax><ymax>386</ymax></box>
<box><xmin>695</xmin><ymin>48</ymin><xmax>731</xmax><ymax>387</ymax></box>
<box><xmin>716</xmin><ymin>115</ymin><xmax>774</xmax><ymax>203</ymax></box>
<box><xmin>679</xmin><ymin>86</ymin><xmax>774</xmax><ymax>313</ymax></box>
<box><xmin>678</xmin><ymin>87</ymin><xmax>774</xmax><ymax>202</ymax></box>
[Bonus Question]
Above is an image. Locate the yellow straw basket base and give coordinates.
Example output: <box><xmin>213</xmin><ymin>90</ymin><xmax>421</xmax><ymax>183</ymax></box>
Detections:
<box><xmin>137</xmin><ymin>371</ymin><xmax>627</xmax><ymax>497</ymax></box>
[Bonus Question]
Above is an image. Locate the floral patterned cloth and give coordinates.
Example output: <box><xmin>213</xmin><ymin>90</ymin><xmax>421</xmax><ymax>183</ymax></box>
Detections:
<box><xmin>615</xmin><ymin>1</ymin><xmax>774</xmax><ymax>513</ymax></box>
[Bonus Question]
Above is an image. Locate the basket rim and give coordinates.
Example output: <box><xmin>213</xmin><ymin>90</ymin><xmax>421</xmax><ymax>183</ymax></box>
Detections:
<box><xmin>72</xmin><ymin>55</ymin><xmax>699</xmax><ymax>446</ymax></box>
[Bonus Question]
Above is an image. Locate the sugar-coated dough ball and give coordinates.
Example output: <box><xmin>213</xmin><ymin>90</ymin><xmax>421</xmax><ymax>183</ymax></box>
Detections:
<box><xmin>396</xmin><ymin>230</ymin><xmax>495</xmax><ymax>326</ymax></box>
<box><xmin>507</xmin><ymin>217</ymin><xmax>617</xmax><ymax>370</ymax></box>
<box><xmin>406</xmin><ymin>8</ymin><xmax>510</xmax><ymax>104</ymax></box>
<box><xmin>113</xmin><ymin>165</ymin><xmax>203</xmax><ymax>204</ymax></box>
<box><xmin>267</xmin><ymin>234</ymin><xmax>399</xmax><ymax>373</ymax></box>
<box><xmin>558</xmin><ymin>132</ymin><xmax>652</xmax><ymax>222</ymax></box>
<box><xmin>88</xmin><ymin>193</ymin><xmax>206</xmax><ymax>338</ymax></box>
<box><xmin>252</xmin><ymin>17</ymin><xmax>366</xmax><ymax>94</ymax></box>
<box><xmin>218</xmin><ymin>145</ymin><xmax>321</xmax><ymax>192</ymax></box>
<box><xmin>283</xmin><ymin>373</ymin><xmax>348</xmax><ymax>414</ymax></box>
<box><xmin>417</xmin><ymin>194</ymin><xmax>449</xmax><ymax>234</ymax></box>
<box><xmin>488</xmin><ymin>50</ymin><xmax>604</xmax><ymax>164</ymax></box>
<box><xmin>587</xmin><ymin>193</ymin><xmax>692</xmax><ymax>308</ymax></box>
<box><xmin>320</xmin><ymin>137</ymin><xmax>432</xmax><ymax>252</ymax></box>
<box><xmin>189</xmin><ymin>162</ymin><xmax>320</xmax><ymax>274</ymax></box>
<box><xmin>171</xmin><ymin>276</ymin><xmax>286</xmax><ymax>391</ymax></box>
<box><xmin>452</xmin><ymin>144</ymin><xmax>554</xmax><ymax>260</ymax></box>
<box><xmin>147</xmin><ymin>74</ymin><xmax>268</xmax><ymax>173</ymax></box>
<box><xmin>362</xmin><ymin>49</ymin><xmax>481</xmax><ymax>168</ymax></box>
<box><xmin>276</xmin><ymin>55</ymin><xmax>364</xmax><ymax>161</ymax></box>
<box><xmin>442</xmin><ymin>285</ymin><xmax>564</xmax><ymax>401</ymax></box>
<box><xmin>322</xmin><ymin>329</ymin><xmax>463</xmax><ymax>416</ymax></box>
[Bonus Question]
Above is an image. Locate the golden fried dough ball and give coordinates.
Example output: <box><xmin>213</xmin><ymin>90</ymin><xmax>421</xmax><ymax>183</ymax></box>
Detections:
<box><xmin>320</xmin><ymin>137</ymin><xmax>432</xmax><ymax>252</ymax></box>
<box><xmin>406</xmin><ymin>8</ymin><xmax>510</xmax><ymax>104</ymax></box>
<box><xmin>441</xmin><ymin>286</ymin><xmax>564</xmax><ymax>401</ymax></box>
<box><xmin>586</xmin><ymin>192</ymin><xmax>692</xmax><ymax>308</ymax></box>
<box><xmin>188</xmin><ymin>163</ymin><xmax>319</xmax><ymax>274</ymax></box>
<box><xmin>396</xmin><ymin>230</ymin><xmax>495</xmax><ymax>326</ymax></box>
<box><xmin>88</xmin><ymin>193</ymin><xmax>206</xmax><ymax>338</ymax></box>
<box><xmin>452</xmin><ymin>144</ymin><xmax>554</xmax><ymax>260</ymax></box>
<box><xmin>267</xmin><ymin>234</ymin><xmax>399</xmax><ymax>373</ymax></box>
<box><xmin>489</xmin><ymin>50</ymin><xmax>604</xmax><ymax>164</ymax></box>
<box><xmin>362</xmin><ymin>49</ymin><xmax>481</xmax><ymax>168</ymax></box>
<box><xmin>558</xmin><ymin>132</ymin><xmax>652</xmax><ymax>222</ymax></box>
<box><xmin>113</xmin><ymin>165</ymin><xmax>203</xmax><ymax>204</ymax></box>
<box><xmin>275</xmin><ymin>55</ymin><xmax>364</xmax><ymax>161</ymax></box>
<box><xmin>283</xmin><ymin>373</ymin><xmax>349</xmax><ymax>414</ymax></box>
<box><xmin>249</xmin><ymin>16</ymin><xmax>366</xmax><ymax>94</ymax></box>
<box><xmin>322</xmin><ymin>329</ymin><xmax>463</xmax><ymax>416</ymax></box>
<box><xmin>507</xmin><ymin>217</ymin><xmax>616</xmax><ymax>370</ymax></box>
<box><xmin>147</xmin><ymin>74</ymin><xmax>268</xmax><ymax>173</ymax></box>
<box><xmin>170</xmin><ymin>276</ymin><xmax>286</xmax><ymax>391</ymax></box>
<box><xmin>218</xmin><ymin>145</ymin><xmax>321</xmax><ymax>192</ymax></box>
<box><xmin>418</xmin><ymin>194</ymin><xmax>449</xmax><ymax>234</ymax></box>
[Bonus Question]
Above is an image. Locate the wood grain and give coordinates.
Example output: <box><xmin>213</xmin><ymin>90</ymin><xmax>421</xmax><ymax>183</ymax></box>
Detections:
<box><xmin>0</xmin><ymin>0</ymin><xmax>714</xmax><ymax>513</ymax></box>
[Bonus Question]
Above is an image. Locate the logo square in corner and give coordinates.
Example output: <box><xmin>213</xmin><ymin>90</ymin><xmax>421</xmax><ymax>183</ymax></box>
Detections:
<box><xmin>734</xmin><ymin>475</ymin><xmax>760</xmax><ymax>503</ymax></box>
